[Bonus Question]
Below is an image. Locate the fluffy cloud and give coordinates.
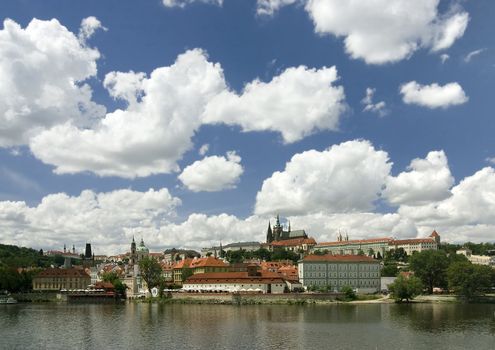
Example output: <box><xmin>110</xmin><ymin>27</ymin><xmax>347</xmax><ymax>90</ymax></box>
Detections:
<box><xmin>0</xmin><ymin>188</ymin><xmax>181</xmax><ymax>254</ymax></box>
<box><xmin>30</xmin><ymin>49</ymin><xmax>227</xmax><ymax>178</ymax></box>
<box><xmin>361</xmin><ymin>88</ymin><xmax>387</xmax><ymax>117</ymax></box>
<box><xmin>384</xmin><ymin>151</ymin><xmax>454</xmax><ymax>206</ymax></box>
<box><xmin>162</xmin><ymin>0</ymin><xmax>222</xmax><ymax>8</ymax></box>
<box><xmin>79</xmin><ymin>16</ymin><xmax>106</xmax><ymax>41</ymax></box>
<box><xmin>0</xmin><ymin>18</ymin><xmax>104</xmax><ymax>147</ymax></box>
<box><xmin>178</xmin><ymin>151</ymin><xmax>244</xmax><ymax>192</ymax></box>
<box><xmin>305</xmin><ymin>0</ymin><xmax>468</xmax><ymax>64</ymax></box>
<box><xmin>256</xmin><ymin>0</ymin><xmax>300</xmax><ymax>16</ymax></box>
<box><xmin>255</xmin><ymin>140</ymin><xmax>391</xmax><ymax>215</ymax></box>
<box><xmin>400</xmin><ymin>81</ymin><xmax>468</xmax><ymax>109</ymax></box>
<box><xmin>203</xmin><ymin>65</ymin><xmax>346</xmax><ymax>143</ymax></box>
<box><xmin>397</xmin><ymin>167</ymin><xmax>495</xmax><ymax>242</ymax></box>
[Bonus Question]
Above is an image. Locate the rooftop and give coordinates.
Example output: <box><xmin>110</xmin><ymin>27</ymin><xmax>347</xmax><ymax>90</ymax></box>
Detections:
<box><xmin>302</xmin><ymin>254</ymin><xmax>379</xmax><ymax>263</ymax></box>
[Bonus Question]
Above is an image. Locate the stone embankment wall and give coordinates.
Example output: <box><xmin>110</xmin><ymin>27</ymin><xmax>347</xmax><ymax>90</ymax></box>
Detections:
<box><xmin>168</xmin><ymin>292</ymin><xmax>342</xmax><ymax>304</ymax></box>
<box><xmin>12</xmin><ymin>292</ymin><xmax>62</xmax><ymax>302</ymax></box>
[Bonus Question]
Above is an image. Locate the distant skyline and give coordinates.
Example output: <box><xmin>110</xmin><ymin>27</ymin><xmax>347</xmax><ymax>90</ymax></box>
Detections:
<box><xmin>0</xmin><ymin>0</ymin><xmax>495</xmax><ymax>254</ymax></box>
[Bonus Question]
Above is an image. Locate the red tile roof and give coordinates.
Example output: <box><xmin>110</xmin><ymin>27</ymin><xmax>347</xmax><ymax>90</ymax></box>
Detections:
<box><xmin>390</xmin><ymin>238</ymin><xmax>435</xmax><ymax>245</ymax></box>
<box><xmin>429</xmin><ymin>230</ymin><xmax>440</xmax><ymax>238</ymax></box>
<box><xmin>35</xmin><ymin>268</ymin><xmax>90</xmax><ymax>278</ymax></box>
<box><xmin>316</xmin><ymin>237</ymin><xmax>392</xmax><ymax>247</ymax></box>
<box><xmin>302</xmin><ymin>254</ymin><xmax>378</xmax><ymax>263</ymax></box>
<box><xmin>189</xmin><ymin>256</ymin><xmax>228</xmax><ymax>268</ymax></box>
<box><xmin>173</xmin><ymin>258</ymin><xmax>194</xmax><ymax>269</ymax></box>
<box><xmin>270</xmin><ymin>237</ymin><xmax>317</xmax><ymax>247</ymax></box>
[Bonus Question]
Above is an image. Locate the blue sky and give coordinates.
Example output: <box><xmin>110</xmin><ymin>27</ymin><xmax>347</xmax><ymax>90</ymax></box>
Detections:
<box><xmin>0</xmin><ymin>0</ymin><xmax>494</xmax><ymax>254</ymax></box>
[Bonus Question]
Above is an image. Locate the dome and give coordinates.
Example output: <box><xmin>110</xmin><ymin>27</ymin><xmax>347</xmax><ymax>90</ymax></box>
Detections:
<box><xmin>136</xmin><ymin>238</ymin><xmax>149</xmax><ymax>253</ymax></box>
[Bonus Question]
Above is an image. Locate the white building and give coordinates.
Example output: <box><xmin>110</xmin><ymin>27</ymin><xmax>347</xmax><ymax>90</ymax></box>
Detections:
<box><xmin>314</xmin><ymin>231</ymin><xmax>440</xmax><ymax>257</ymax></box>
<box><xmin>457</xmin><ymin>248</ymin><xmax>495</xmax><ymax>266</ymax></box>
<box><xmin>298</xmin><ymin>254</ymin><xmax>381</xmax><ymax>294</ymax></box>
<box><xmin>183</xmin><ymin>266</ymin><xmax>286</xmax><ymax>294</ymax></box>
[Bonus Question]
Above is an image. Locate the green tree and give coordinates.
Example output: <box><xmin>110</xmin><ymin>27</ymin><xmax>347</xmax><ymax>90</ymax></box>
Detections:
<box><xmin>340</xmin><ymin>285</ymin><xmax>357</xmax><ymax>301</ymax></box>
<box><xmin>381</xmin><ymin>263</ymin><xmax>399</xmax><ymax>277</ymax></box>
<box><xmin>181</xmin><ymin>267</ymin><xmax>193</xmax><ymax>282</ymax></box>
<box><xmin>139</xmin><ymin>256</ymin><xmax>163</xmax><ymax>295</ymax></box>
<box><xmin>101</xmin><ymin>271</ymin><xmax>120</xmax><ymax>284</ymax></box>
<box><xmin>388</xmin><ymin>275</ymin><xmax>423</xmax><ymax>302</ymax></box>
<box><xmin>447</xmin><ymin>262</ymin><xmax>493</xmax><ymax>299</ymax></box>
<box><xmin>409</xmin><ymin>250</ymin><xmax>449</xmax><ymax>294</ymax></box>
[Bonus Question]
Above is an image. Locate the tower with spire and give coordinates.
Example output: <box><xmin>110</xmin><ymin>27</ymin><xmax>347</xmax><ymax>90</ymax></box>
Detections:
<box><xmin>130</xmin><ymin>236</ymin><xmax>137</xmax><ymax>266</ymax></box>
<box><xmin>266</xmin><ymin>221</ymin><xmax>273</xmax><ymax>243</ymax></box>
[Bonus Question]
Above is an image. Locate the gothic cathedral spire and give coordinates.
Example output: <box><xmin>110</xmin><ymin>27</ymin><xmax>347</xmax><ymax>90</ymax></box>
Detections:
<box><xmin>266</xmin><ymin>221</ymin><xmax>273</xmax><ymax>243</ymax></box>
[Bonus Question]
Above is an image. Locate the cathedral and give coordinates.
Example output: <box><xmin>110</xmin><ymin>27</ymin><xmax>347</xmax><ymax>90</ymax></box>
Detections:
<box><xmin>266</xmin><ymin>215</ymin><xmax>308</xmax><ymax>243</ymax></box>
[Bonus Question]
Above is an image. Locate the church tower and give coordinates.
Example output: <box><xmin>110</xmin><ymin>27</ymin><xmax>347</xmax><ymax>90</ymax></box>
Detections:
<box><xmin>130</xmin><ymin>236</ymin><xmax>137</xmax><ymax>266</ymax></box>
<box><xmin>273</xmin><ymin>214</ymin><xmax>283</xmax><ymax>241</ymax></box>
<box><xmin>266</xmin><ymin>222</ymin><xmax>273</xmax><ymax>243</ymax></box>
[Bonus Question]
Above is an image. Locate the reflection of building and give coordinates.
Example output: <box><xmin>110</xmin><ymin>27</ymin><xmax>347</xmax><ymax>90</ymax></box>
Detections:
<box><xmin>33</xmin><ymin>268</ymin><xmax>90</xmax><ymax>291</ymax></box>
<box><xmin>314</xmin><ymin>231</ymin><xmax>440</xmax><ymax>256</ymax></box>
<box><xmin>298</xmin><ymin>254</ymin><xmax>381</xmax><ymax>293</ymax></box>
<box><xmin>457</xmin><ymin>248</ymin><xmax>495</xmax><ymax>266</ymax></box>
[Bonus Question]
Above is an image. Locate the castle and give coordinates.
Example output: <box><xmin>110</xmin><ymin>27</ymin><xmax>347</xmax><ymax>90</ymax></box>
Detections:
<box><xmin>266</xmin><ymin>215</ymin><xmax>308</xmax><ymax>243</ymax></box>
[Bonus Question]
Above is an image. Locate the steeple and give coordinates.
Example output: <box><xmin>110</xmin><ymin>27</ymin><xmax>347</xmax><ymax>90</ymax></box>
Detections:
<box><xmin>288</xmin><ymin>220</ymin><xmax>291</xmax><ymax>232</ymax></box>
<box><xmin>266</xmin><ymin>221</ymin><xmax>273</xmax><ymax>243</ymax></box>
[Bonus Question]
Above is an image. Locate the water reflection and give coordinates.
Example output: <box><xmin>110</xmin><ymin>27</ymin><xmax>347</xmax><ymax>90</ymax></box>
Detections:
<box><xmin>0</xmin><ymin>303</ymin><xmax>494</xmax><ymax>350</ymax></box>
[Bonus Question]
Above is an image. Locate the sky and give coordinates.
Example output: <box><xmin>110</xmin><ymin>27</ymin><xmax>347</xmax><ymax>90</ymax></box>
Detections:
<box><xmin>0</xmin><ymin>0</ymin><xmax>494</xmax><ymax>255</ymax></box>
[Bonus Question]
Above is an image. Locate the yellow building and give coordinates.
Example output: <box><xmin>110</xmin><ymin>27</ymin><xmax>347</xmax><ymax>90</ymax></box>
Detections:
<box><xmin>32</xmin><ymin>268</ymin><xmax>90</xmax><ymax>291</ymax></box>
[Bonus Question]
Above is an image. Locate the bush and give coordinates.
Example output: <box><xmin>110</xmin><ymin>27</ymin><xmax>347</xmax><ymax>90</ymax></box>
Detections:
<box><xmin>388</xmin><ymin>274</ymin><xmax>423</xmax><ymax>302</ymax></box>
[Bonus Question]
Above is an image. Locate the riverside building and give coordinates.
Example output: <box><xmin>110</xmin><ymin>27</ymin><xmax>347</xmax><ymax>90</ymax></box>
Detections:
<box><xmin>298</xmin><ymin>254</ymin><xmax>381</xmax><ymax>293</ymax></box>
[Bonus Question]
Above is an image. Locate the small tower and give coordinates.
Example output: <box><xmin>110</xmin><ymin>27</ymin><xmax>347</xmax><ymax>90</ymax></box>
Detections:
<box><xmin>63</xmin><ymin>244</ymin><xmax>66</xmax><ymax>253</ymax></box>
<box><xmin>130</xmin><ymin>236</ymin><xmax>137</xmax><ymax>266</ymax></box>
<box><xmin>273</xmin><ymin>214</ymin><xmax>283</xmax><ymax>241</ymax></box>
<box><xmin>72</xmin><ymin>245</ymin><xmax>75</xmax><ymax>254</ymax></box>
<box><xmin>266</xmin><ymin>221</ymin><xmax>273</xmax><ymax>243</ymax></box>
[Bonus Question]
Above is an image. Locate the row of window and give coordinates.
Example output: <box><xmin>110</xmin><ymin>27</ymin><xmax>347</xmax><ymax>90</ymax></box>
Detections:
<box><xmin>304</xmin><ymin>272</ymin><xmax>379</xmax><ymax>278</ymax></box>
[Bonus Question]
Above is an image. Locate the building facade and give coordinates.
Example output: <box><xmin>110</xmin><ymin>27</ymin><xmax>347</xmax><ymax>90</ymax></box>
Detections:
<box><xmin>183</xmin><ymin>268</ymin><xmax>286</xmax><ymax>294</ymax></box>
<box><xmin>457</xmin><ymin>248</ymin><xmax>495</xmax><ymax>266</ymax></box>
<box><xmin>32</xmin><ymin>268</ymin><xmax>91</xmax><ymax>291</ymax></box>
<box><xmin>314</xmin><ymin>231</ymin><xmax>440</xmax><ymax>257</ymax></box>
<box><xmin>298</xmin><ymin>255</ymin><xmax>381</xmax><ymax>293</ymax></box>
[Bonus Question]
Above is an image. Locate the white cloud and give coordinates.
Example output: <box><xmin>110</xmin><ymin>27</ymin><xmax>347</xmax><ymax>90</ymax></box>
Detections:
<box><xmin>429</xmin><ymin>11</ymin><xmax>469</xmax><ymax>52</ymax></box>
<box><xmin>440</xmin><ymin>53</ymin><xmax>450</xmax><ymax>63</ymax></box>
<box><xmin>79</xmin><ymin>16</ymin><xmax>106</xmax><ymax>42</ymax></box>
<box><xmin>29</xmin><ymin>49</ymin><xmax>227</xmax><ymax>178</ymax></box>
<box><xmin>0</xmin><ymin>188</ymin><xmax>181</xmax><ymax>254</ymax></box>
<box><xmin>255</xmin><ymin>140</ymin><xmax>392</xmax><ymax>215</ymax></box>
<box><xmin>400</xmin><ymin>81</ymin><xmax>468</xmax><ymax>109</ymax></box>
<box><xmin>361</xmin><ymin>88</ymin><xmax>388</xmax><ymax>117</ymax></box>
<box><xmin>464</xmin><ymin>48</ymin><xmax>486</xmax><ymax>63</ymax></box>
<box><xmin>397</xmin><ymin>167</ymin><xmax>495</xmax><ymax>242</ymax></box>
<box><xmin>178</xmin><ymin>151</ymin><xmax>244</xmax><ymax>192</ymax></box>
<box><xmin>305</xmin><ymin>0</ymin><xmax>469</xmax><ymax>64</ymax></box>
<box><xmin>256</xmin><ymin>0</ymin><xmax>300</xmax><ymax>16</ymax></box>
<box><xmin>198</xmin><ymin>143</ymin><xmax>209</xmax><ymax>156</ymax></box>
<box><xmin>0</xmin><ymin>18</ymin><xmax>104</xmax><ymax>147</ymax></box>
<box><xmin>203</xmin><ymin>65</ymin><xmax>346</xmax><ymax>144</ymax></box>
<box><xmin>162</xmin><ymin>0</ymin><xmax>222</xmax><ymax>8</ymax></box>
<box><xmin>384</xmin><ymin>151</ymin><xmax>454</xmax><ymax>206</ymax></box>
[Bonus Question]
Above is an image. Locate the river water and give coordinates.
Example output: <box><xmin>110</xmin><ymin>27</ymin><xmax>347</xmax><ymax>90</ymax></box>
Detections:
<box><xmin>1</xmin><ymin>303</ymin><xmax>494</xmax><ymax>349</ymax></box>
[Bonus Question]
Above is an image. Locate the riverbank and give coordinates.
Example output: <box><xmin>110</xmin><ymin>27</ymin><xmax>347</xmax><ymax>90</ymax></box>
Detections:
<box><xmin>138</xmin><ymin>292</ymin><xmax>495</xmax><ymax>305</ymax></box>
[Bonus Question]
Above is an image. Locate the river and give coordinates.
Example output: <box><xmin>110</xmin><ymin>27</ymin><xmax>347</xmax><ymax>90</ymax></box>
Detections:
<box><xmin>1</xmin><ymin>303</ymin><xmax>494</xmax><ymax>349</ymax></box>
